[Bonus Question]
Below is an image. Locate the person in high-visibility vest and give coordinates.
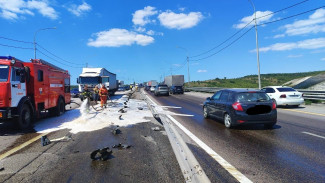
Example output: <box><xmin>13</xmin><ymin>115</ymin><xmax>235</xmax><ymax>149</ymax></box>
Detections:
<box><xmin>99</xmin><ymin>85</ymin><xmax>109</xmax><ymax>108</ymax></box>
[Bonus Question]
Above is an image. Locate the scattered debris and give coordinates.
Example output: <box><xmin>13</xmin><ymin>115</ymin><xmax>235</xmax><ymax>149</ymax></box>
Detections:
<box><xmin>138</xmin><ymin>107</ymin><xmax>143</xmax><ymax>110</ymax></box>
<box><xmin>41</xmin><ymin>135</ymin><xmax>72</xmax><ymax>146</ymax></box>
<box><xmin>90</xmin><ymin>147</ymin><xmax>112</xmax><ymax>161</ymax></box>
<box><xmin>124</xmin><ymin>102</ymin><xmax>127</xmax><ymax>105</ymax></box>
<box><xmin>118</xmin><ymin>108</ymin><xmax>126</xmax><ymax>113</ymax></box>
<box><xmin>73</xmin><ymin>150</ymin><xmax>80</xmax><ymax>153</ymax></box>
<box><xmin>119</xmin><ymin>115</ymin><xmax>123</xmax><ymax>120</ymax></box>
<box><xmin>41</xmin><ymin>135</ymin><xmax>51</xmax><ymax>146</ymax></box>
<box><xmin>112</xmin><ymin>143</ymin><xmax>132</xmax><ymax>149</ymax></box>
<box><xmin>0</xmin><ymin>167</ymin><xmax>4</xmax><ymax>171</ymax></box>
<box><xmin>112</xmin><ymin>126</ymin><xmax>121</xmax><ymax>135</ymax></box>
<box><xmin>152</xmin><ymin>127</ymin><xmax>161</xmax><ymax>131</ymax></box>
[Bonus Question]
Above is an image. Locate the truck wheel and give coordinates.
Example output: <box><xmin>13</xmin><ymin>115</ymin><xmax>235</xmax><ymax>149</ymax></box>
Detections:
<box><xmin>16</xmin><ymin>104</ymin><xmax>32</xmax><ymax>129</ymax></box>
<box><xmin>58</xmin><ymin>98</ymin><xmax>65</xmax><ymax>116</ymax></box>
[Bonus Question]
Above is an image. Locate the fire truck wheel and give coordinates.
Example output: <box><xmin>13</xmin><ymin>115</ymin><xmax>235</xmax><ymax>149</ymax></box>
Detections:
<box><xmin>57</xmin><ymin>98</ymin><xmax>65</xmax><ymax>116</ymax></box>
<box><xmin>16</xmin><ymin>104</ymin><xmax>32</xmax><ymax>129</ymax></box>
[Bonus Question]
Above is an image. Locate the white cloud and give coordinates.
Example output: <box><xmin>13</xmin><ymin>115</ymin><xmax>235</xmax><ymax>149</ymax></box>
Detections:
<box><xmin>233</xmin><ymin>11</ymin><xmax>273</xmax><ymax>29</ymax></box>
<box><xmin>146</xmin><ymin>30</ymin><xmax>163</xmax><ymax>36</ymax></box>
<box><xmin>87</xmin><ymin>28</ymin><xmax>154</xmax><ymax>47</ymax></box>
<box><xmin>158</xmin><ymin>10</ymin><xmax>204</xmax><ymax>30</ymax></box>
<box><xmin>0</xmin><ymin>0</ymin><xmax>58</xmax><ymax>20</ymax></box>
<box><xmin>287</xmin><ymin>54</ymin><xmax>303</xmax><ymax>58</ymax></box>
<box><xmin>257</xmin><ymin>37</ymin><xmax>325</xmax><ymax>52</ymax></box>
<box><xmin>132</xmin><ymin>6</ymin><xmax>157</xmax><ymax>26</ymax></box>
<box><xmin>134</xmin><ymin>26</ymin><xmax>146</xmax><ymax>33</ymax></box>
<box><xmin>67</xmin><ymin>2</ymin><xmax>91</xmax><ymax>17</ymax></box>
<box><xmin>273</xmin><ymin>34</ymin><xmax>285</xmax><ymax>38</ymax></box>
<box><xmin>282</xmin><ymin>8</ymin><xmax>325</xmax><ymax>36</ymax></box>
<box><xmin>197</xmin><ymin>69</ymin><xmax>207</xmax><ymax>73</ymax></box>
<box><xmin>321</xmin><ymin>57</ymin><xmax>325</xmax><ymax>61</ymax></box>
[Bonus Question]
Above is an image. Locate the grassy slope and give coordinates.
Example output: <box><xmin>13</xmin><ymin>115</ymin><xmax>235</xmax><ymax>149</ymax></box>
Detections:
<box><xmin>187</xmin><ymin>71</ymin><xmax>325</xmax><ymax>88</ymax></box>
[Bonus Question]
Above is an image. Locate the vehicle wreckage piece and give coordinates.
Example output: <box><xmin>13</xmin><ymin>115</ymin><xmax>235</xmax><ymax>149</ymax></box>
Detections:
<box><xmin>112</xmin><ymin>126</ymin><xmax>121</xmax><ymax>135</ymax></box>
<box><xmin>112</xmin><ymin>143</ymin><xmax>131</xmax><ymax>149</ymax></box>
<box><xmin>41</xmin><ymin>135</ymin><xmax>51</xmax><ymax>146</ymax></box>
<box><xmin>90</xmin><ymin>147</ymin><xmax>112</xmax><ymax>161</ymax></box>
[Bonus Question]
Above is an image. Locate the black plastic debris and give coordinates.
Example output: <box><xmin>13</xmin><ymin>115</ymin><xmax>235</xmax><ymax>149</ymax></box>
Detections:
<box><xmin>0</xmin><ymin>167</ymin><xmax>4</xmax><ymax>171</ymax></box>
<box><xmin>112</xmin><ymin>126</ymin><xmax>121</xmax><ymax>135</ymax></box>
<box><xmin>41</xmin><ymin>135</ymin><xmax>51</xmax><ymax>146</ymax></box>
<box><xmin>90</xmin><ymin>147</ymin><xmax>112</xmax><ymax>161</ymax></box>
<box><xmin>152</xmin><ymin>127</ymin><xmax>161</xmax><ymax>131</ymax></box>
<box><xmin>138</xmin><ymin>107</ymin><xmax>143</xmax><ymax>110</ymax></box>
<box><xmin>124</xmin><ymin>105</ymin><xmax>128</xmax><ymax>108</ymax></box>
<box><xmin>118</xmin><ymin>108</ymin><xmax>126</xmax><ymax>113</ymax></box>
<box><xmin>124</xmin><ymin>102</ymin><xmax>127</xmax><ymax>105</ymax></box>
<box><xmin>119</xmin><ymin>115</ymin><xmax>123</xmax><ymax>120</ymax></box>
<box><xmin>112</xmin><ymin>143</ymin><xmax>131</xmax><ymax>149</ymax></box>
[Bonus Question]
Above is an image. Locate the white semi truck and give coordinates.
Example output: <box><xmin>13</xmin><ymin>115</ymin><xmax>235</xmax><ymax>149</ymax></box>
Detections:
<box><xmin>77</xmin><ymin>68</ymin><xmax>117</xmax><ymax>96</ymax></box>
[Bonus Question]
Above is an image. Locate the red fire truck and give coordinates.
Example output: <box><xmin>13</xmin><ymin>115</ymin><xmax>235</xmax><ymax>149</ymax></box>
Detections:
<box><xmin>0</xmin><ymin>56</ymin><xmax>71</xmax><ymax>129</ymax></box>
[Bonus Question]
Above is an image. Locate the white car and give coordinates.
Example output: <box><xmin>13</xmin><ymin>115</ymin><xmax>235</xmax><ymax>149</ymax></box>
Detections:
<box><xmin>150</xmin><ymin>86</ymin><xmax>155</xmax><ymax>92</ymax></box>
<box><xmin>262</xmin><ymin>86</ymin><xmax>304</xmax><ymax>107</ymax></box>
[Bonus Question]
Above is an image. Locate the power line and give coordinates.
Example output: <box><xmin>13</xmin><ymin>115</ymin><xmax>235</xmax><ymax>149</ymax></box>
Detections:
<box><xmin>190</xmin><ymin>26</ymin><xmax>254</xmax><ymax>62</ymax></box>
<box><xmin>190</xmin><ymin>19</ymin><xmax>254</xmax><ymax>58</ymax></box>
<box><xmin>189</xmin><ymin>0</ymin><xmax>311</xmax><ymax>59</ymax></box>
<box><xmin>37</xmin><ymin>43</ymin><xmax>85</xmax><ymax>66</ymax></box>
<box><xmin>37</xmin><ymin>49</ymin><xmax>83</xmax><ymax>68</ymax></box>
<box><xmin>258</xmin><ymin>5</ymin><xmax>325</xmax><ymax>26</ymax></box>
<box><xmin>0</xmin><ymin>43</ymin><xmax>33</xmax><ymax>50</ymax></box>
<box><xmin>0</xmin><ymin>36</ymin><xmax>33</xmax><ymax>44</ymax></box>
<box><xmin>256</xmin><ymin>0</ymin><xmax>310</xmax><ymax>20</ymax></box>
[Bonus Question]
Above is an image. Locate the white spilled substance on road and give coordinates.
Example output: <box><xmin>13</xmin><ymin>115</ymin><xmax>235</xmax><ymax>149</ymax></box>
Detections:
<box><xmin>34</xmin><ymin>94</ymin><xmax>152</xmax><ymax>134</ymax></box>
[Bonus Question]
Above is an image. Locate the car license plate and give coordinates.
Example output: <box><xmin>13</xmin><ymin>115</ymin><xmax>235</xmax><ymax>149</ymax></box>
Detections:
<box><xmin>289</xmin><ymin>95</ymin><xmax>299</xmax><ymax>97</ymax></box>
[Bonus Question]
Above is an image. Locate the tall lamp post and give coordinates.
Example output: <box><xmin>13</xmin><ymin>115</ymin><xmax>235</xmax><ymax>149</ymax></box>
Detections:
<box><xmin>34</xmin><ymin>27</ymin><xmax>56</xmax><ymax>59</ymax></box>
<box><xmin>248</xmin><ymin>0</ymin><xmax>261</xmax><ymax>89</ymax></box>
<box><xmin>177</xmin><ymin>46</ymin><xmax>190</xmax><ymax>86</ymax></box>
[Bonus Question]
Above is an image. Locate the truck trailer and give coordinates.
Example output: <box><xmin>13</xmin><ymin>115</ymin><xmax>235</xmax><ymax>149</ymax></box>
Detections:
<box><xmin>0</xmin><ymin>56</ymin><xmax>71</xmax><ymax>129</ymax></box>
<box><xmin>77</xmin><ymin>68</ymin><xmax>117</xmax><ymax>96</ymax></box>
<box><xmin>164</xmin><ymin>75</ymin><xmax>184</xmax><ymax>87</ymax></box>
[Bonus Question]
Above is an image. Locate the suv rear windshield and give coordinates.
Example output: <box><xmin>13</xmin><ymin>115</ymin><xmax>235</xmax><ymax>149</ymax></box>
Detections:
<box><xmin>276</xmin><ymin>87</ymin><xmax>296</xmax><ymax>92</ymax></box>
<box><xmin>0</xmin><ymin>65</ymin><xmax>9</xmax><ymax>82</ymax></box>
<box><xmin>236</xmin><ymin>92</ymin><xmax>270</xmax><ymax>102</ymax></box>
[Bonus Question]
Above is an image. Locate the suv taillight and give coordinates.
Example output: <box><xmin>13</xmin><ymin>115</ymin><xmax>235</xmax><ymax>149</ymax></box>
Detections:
<box><xmin>280</xmin><ymin>94</ymin><xmax>286</xmax><ymax>98</ymax></box>
<box><xmin>272</xmin><ymin>101</ymin><xmax>276</xmax><ymax>110</ymax></box>
<box><xmin>232</xmin><ymin>102</ymin><xmax>243</xmax><ymax>111</ymax></box>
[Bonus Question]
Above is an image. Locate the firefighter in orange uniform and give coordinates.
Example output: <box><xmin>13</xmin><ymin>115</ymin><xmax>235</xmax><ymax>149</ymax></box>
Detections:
<box><xmin>99</xmin><ymin>85</ymin><xmax>109</xmax><ymax>108</ymax></box>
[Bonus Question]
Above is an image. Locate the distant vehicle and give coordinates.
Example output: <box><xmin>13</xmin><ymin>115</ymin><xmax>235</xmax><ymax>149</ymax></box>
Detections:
<box><xmin>118</xmin><ymin>86</ymin><xmax>125</xmax><ymax>91</ymax></box>
<box><xmin>124</xmin><ymin>85</ymin><xmax>130</xmax><ymax>90</ymax></box>
<box><xmin>150</xmin><ymin>86</ymin><xmax>155</xmax><ymax>92</ymax></box>
<box><xmin>70</xmin><ymin>88</ymin><xmax>80</xmax><ymax>98</ymax></box>
<box><xmin>164</xmin><ymin>75</ymin><xmax>184</xmax><ymax>86</ymax></box>
<box><xmin>77</xmin><ymin>68</ymin><xmax>117</xmax><ymax>99</ymax></box>
<box><xmin>169</xmin><ymin>85</ymin><xmax>184</xmax><ymax>94</ymax></box>
<box><xmin>262</xmin><ymin>86</ymin><xmax>304</xmax><ymax>107</ymax></box>
<box><xmin>203</xmin><ymin>89</ymin><xmax>277</xmax><ymax>128</ymax></box>
<box><xmin>148</xmin><ymin>80</ymin><xmax>158</xmax><ymax>87</ymax></box>
<box><xmin>154</xmin><ymin>84</ymin><xmax>169</xmax><ymax>96</ymax></box>
<box><xmin>145</xmin><ymin>85</ymin><xmax>150</xmax><ymax>91</ymax></box>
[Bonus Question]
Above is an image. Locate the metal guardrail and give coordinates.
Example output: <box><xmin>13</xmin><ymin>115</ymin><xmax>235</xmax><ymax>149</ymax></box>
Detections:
<box><xmin>186</xmin><ymin>87</ymin><xmax>325</xmax><ymax>101</ymax></box>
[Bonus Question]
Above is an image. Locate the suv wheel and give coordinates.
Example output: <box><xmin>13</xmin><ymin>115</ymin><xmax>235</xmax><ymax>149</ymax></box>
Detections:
<box><xmin>224</xmin><ymin>113</ymin><xmax>232</xmax><ymax>128</ymax></box>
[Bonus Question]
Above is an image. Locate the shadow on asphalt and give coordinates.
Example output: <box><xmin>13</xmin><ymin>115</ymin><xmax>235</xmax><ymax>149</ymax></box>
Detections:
<box><xmin>230</xmin><ymin>124</ymin><xmax>281</xmax><ymax>131</ymax></box>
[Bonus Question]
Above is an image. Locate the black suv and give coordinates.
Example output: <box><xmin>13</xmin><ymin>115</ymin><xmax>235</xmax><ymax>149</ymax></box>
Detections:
<box><xmin>203</xmin><ymin>89</ymin><xmax>277</xmax><ymax>128</ymax></box>
<box><xmin>169</xmin><ymin>85</ymin><xmax>184</xmax><ymax>94</ymax></box>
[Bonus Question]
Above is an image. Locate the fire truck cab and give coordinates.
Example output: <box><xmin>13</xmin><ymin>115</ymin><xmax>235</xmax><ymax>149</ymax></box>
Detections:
<box><xmin>0</xmin><ymin>56</ymin><xmax>71</xmax><ymax>129</ymax></box>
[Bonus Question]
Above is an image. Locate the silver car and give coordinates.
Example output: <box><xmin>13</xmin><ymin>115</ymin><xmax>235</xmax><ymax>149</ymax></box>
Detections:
<box><xmin>154</xmin><ymin>84</ymin><xmax>169</xmax><ymax>96</ymax></box>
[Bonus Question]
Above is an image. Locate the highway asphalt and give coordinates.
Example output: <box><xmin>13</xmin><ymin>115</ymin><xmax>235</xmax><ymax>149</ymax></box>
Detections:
<box><xmin>146</xmin><ymin>90</ymin><xmax>325</xmax><ymax>183</ymax></box>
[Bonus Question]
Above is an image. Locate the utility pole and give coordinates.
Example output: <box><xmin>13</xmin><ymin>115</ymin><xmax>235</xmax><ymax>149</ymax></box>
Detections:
<box><xmin>248</xmin><ymin>0</ymin><xmax>261</xmax><ymax>89</ymax></box>
<box><xmin>86</xmin><ymin>62</ymin><xmax>88</xmax><ymax>68</ymax></box>
<box><xmin>34</xmin><ymin>27</ymin><xmax>56</xmax><ymax>59</ymax></box>
<box><xmin>187</xmin><ymin>56</ymin><xmax>190</xmax><ymax>87</ymax></box>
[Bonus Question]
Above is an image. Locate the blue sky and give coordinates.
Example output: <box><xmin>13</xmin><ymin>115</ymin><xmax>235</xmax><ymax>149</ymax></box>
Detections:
<box><xmin>0</xmin><ymin>0</ymin><xmax>324</xmax><ymax>85</ymax></box>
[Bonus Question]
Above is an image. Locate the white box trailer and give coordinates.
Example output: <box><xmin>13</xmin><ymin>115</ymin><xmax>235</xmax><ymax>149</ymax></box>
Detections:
<box><xmin>77</xmin><ymin>68</ymin><xmax>117</xmax><ymax>95</ymax></box>
<box><xmin>164</xmin><ymin>75</ymin><xmax>184</xmax><ymax>87</ymax></box>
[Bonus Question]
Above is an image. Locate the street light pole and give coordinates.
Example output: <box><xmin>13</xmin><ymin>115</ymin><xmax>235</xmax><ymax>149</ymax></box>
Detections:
<box><xmin>34</xmin><ymin>27</ymin><xmax>56</xmax><ymax>59</ymax></box>
<box><xmin>177</xmin><ymin>46</ymin><xmax>190</xmax><ymax>86</ymax></box>
<box><xmin>248</xmin><ymin>0</ymin><xmax>261</xmax><ymax>89</ymax></box>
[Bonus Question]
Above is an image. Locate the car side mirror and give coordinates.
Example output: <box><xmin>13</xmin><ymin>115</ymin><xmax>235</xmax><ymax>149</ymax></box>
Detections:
<box><xmin>206</xmin><ymin>97</ymin><xmax>211</xmax><ymax>100</ymax></box>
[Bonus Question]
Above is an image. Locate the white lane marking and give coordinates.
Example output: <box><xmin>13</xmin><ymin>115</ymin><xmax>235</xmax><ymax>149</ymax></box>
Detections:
<box><xmin>302</xmin><ymin>132</ymin><xmax>325</xmax><ymax>140</ymax></box>
<box><xmin>167</xmin><ymin>115</ymin><xmax>253</xmax><ymax>183</ymax></box>
<box><xmin>161</xmin><ymin>106</ymin><xmax>182</xmax><ymax>109</ymax></box>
